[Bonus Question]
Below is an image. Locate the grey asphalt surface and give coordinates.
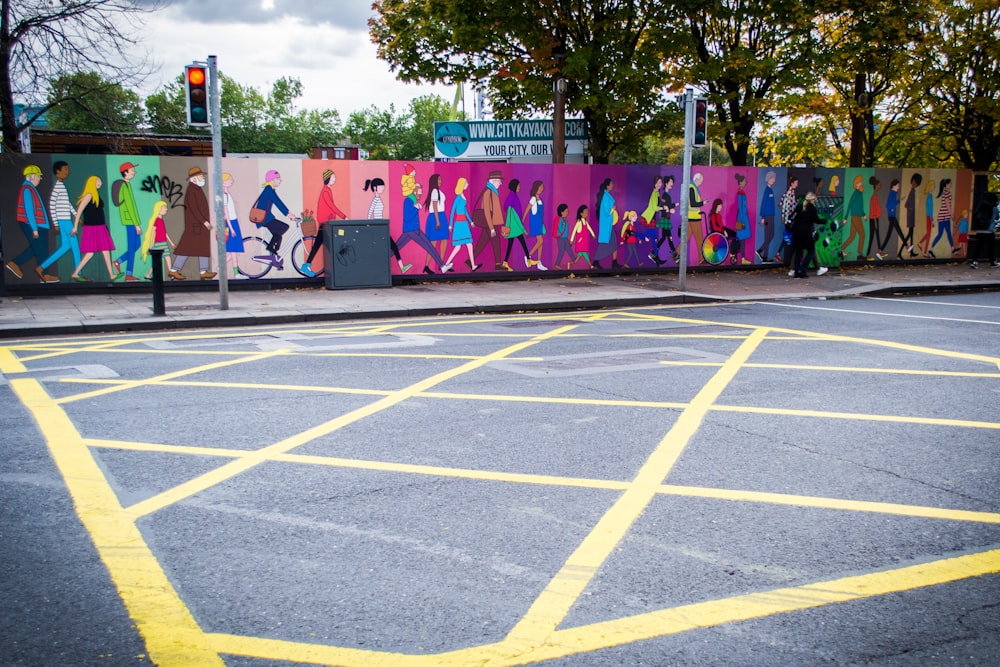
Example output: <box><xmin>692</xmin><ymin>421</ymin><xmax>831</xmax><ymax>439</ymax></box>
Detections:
<box><xmin>2</xmin><ymin>264</ymin><xmax>999</xmax><ymax>666</ymax></box>
<box><xmin>1</xmin><ymin>260</ymin><xmax>999</xmax><ymax>338</ymax></box>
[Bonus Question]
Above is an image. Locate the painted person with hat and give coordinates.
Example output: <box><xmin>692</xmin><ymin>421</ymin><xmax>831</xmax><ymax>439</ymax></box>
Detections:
<box><xmin>111</xmin><ymin>161</ymin><xmax>142</xmax><ymax>281</ymax></box>
<box><xmin>301</xmin><ymin>168</ymin><xmax>347</xmax><ymax>277</ymax></box>
<box><xmin>6</xmin><ymin>164</ymin><xmax>59</xmax><ymax>283</ymax></box>
<box><xmin>471</xmin><ymin>170</ymin><xmax>505</xmax><ymax>271</ymax></box>
<box><xmin>170</xmin><ymin>166</ymin><xmax>216</xmax><ymax>280</ymax></box>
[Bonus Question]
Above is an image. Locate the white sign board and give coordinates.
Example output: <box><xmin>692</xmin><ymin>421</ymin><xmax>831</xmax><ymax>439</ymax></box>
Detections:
<box><xmin>434</xmin><ymin>120</ymin><xmax>588</xmax><ymax>161</ymax></box>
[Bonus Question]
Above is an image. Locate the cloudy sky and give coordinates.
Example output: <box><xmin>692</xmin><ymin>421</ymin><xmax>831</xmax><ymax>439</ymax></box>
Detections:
<box><xmin>133</xmin><ymin>0</ymin><xmax>456</xmax><ymax>118</ymax></box>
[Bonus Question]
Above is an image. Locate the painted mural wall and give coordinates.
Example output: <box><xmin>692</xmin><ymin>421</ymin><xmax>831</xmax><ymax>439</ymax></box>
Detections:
<box><xmin>1</xmin><ymin>155</ymin><xmax>983</xmax><ymax>287</ymax></box>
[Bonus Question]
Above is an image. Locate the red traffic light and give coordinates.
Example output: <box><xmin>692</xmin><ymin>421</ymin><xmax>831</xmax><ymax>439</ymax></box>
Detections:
<box><xmin>187</xmin><ymin>67</ymin><xmax>206</xmax><ymax>86</ymax></box>
<box><xmin>185</xmin><ymin>64</ymin><xmax>210</xmax><ymax>127</ymax></box>
<box><xmin>693</xmin><ymin>96</ymin><xmax>708</xmax><ymax>147</ymax></box>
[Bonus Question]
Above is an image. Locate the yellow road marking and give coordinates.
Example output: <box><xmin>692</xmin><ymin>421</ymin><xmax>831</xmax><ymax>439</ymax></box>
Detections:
<box><xmin>85</xmin><ymin>437</ymin><xmax>1000</xmax><ymax>525</ymax></box>
<box><xmin>125</xmin><ymin>325</ymin><xmax>580</xmax><ymax>518</ymax></box>
<box><xmin>505</xmin><ymin>548</ymin><xmax>1000</xmax><ymax>666</ymax></box>
<box><xmin>659</xmin><ymin>485</ymin><xmax>1000</xmax><ymax>524</ymax></box>
<box><xmin>712</xmin><ymin>404</ymin><xmax>1000</xmax><ymax>430</ymax></box>
<box><xmin>503</xmin><ymin>327</ymin><xmax>770</xmax><ymax>649</ymax></box>
<box><xmin>4</xmin><ymin>306</ymin><xmax>999</xmax><ymax>666</ymax></box>
<box><xmin>54</xmin><ymin>348</ymin><xmax>293</xmax><ymax>404</ymax></box>
<box><xmin>0</xmin><ymin>346</ymin><xmax>27</xmax><ymax>373</ymax></box>
<box><xmin>9</xmin><ymin>379</ymin><xmax>224</xmax><ymax>666</ymax></box>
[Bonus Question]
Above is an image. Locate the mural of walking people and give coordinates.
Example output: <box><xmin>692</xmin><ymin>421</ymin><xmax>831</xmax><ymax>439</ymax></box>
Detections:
<box><xmin>39</xmin><ymin>161</ymin><xmax>81</xmax><ymax>279</ymax></box>
<box><xmin>7</xmin><ymin>165</ymin><xmax>59</xmax><ymax>283</ymax></box>
<box><xmin>170</xmin><ymin>167</ymin><xmax>216</xmax><ymax>280</ymax></box>
<box><xmin>70</xmin><ymin>176</ymin><xmax>118</xmax><ymax>283</ymax></box>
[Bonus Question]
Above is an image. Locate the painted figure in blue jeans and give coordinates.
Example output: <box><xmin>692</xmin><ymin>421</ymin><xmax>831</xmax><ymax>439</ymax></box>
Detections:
<box><xmin>6</xmin><ymin>164</ymin><xmax>59</xmax><ymax>283</ymax></box>
<box><xmin>112</xmin><ymin>161</ymin><xmax>142</xmax><ymax>281</ymax></box>
<box><xmin>39</xmin><ymin>161</ymin><xmax>81</xmax><ymax>279</ymax></box>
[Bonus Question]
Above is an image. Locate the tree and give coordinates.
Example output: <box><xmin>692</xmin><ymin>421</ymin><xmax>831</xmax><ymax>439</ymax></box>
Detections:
<box><xmin>667</xmin><ymin>0</ymin><xmax>818</xmax><ymax>167</ymax></box>
<box><xmin>753</xmin><ymin>120</ymin><xmax>838</xmax><ymax>167</ymax></box>
<box><xmin>808</xmin><ymin>0</ymin><xmax>929</xmax><ymax>167</ymax></box>
<box><xmin>144</xmin><ymin>73</ymin><xmax>342</xmax><ymax>154</ymax></box>
<box><xmin>342</xmin><ymin>95</ymin><xmax>454</xmax><ymax>161</ymax></box>
<box><xmin>913</xmin><ymin>1</ymin><xmax>1000</xmax><ymax>171</ymax></box>
<box><xmin>45</xmin><ymin>70</ymin><xmax>144</xmax><ymax>133</ymax></box>
<box><xmin>144</xmin><ymin>75</ymin><xmax>188</xmax><ymax>135</ymax></box>
<box><xmin>371</xmin><ymin>0</ymin><xmax>675</xmax><ymax>163</ymax></box>
<box><xmin>1</xmin><ymin>0</ymin><xmax>162</xmax><ymax>153</ymax></box>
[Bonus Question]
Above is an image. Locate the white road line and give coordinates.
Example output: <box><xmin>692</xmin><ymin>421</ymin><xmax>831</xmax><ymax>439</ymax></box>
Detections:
<box><xmin>763</xmin><ymin>301</ymin><xmax>1000</xmax><ymax>325</ymax></box>
<box><xmin>862</xmin><ymin>296</ymin><xmax>1000</xmax><ymax>310</ymax></box>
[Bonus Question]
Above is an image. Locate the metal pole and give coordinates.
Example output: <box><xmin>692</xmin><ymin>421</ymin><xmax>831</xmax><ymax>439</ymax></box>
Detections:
<box><xmin>552</xmin><ymin>43</ymin><xmax>566</xmax><ymax>165</ymax></box>
<box><xmin>150</xmin><ymin>248</ymin><xmax>165</xmax><ymax>315</ymax></box>
<box><xmin>209</xmin><ymin>55</ymin><xmax>228</xmax><ymax>310</ymax></box>
<box><xmin>552</xmin><ymin>76</ymin><xmax>566</xmax><ymax>164</ymax></box>
<box><xmin>678</xmin><ymin>88</ymin><xmax>694</xmax><ymax>292</ymax></box>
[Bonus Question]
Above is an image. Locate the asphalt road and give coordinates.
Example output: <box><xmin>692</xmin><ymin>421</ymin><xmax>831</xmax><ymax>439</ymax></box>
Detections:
<box><xmin>2</xmin><ymin>293</ymin><xmax>999</xmax><ymax>666</ymax></box>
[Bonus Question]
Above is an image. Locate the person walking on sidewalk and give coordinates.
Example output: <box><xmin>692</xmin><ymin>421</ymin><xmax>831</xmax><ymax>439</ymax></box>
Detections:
<box><xmin>775</xmin><ymin>174</ymin><xmax>799</xmax><ymax>266</ymax></box>
<box><xmin>969</xmin><ymin>193</ymin><xmax>999</xmax><ymax>269</ymax></box>
<box><xmin>789</xmin><ymin>192</ymin><xmax>828</xmax><ymax>278</ymax></box>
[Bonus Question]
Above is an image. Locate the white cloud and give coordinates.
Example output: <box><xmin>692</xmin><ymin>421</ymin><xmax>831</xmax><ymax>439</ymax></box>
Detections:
<box><xmin>132</xmin><ymin>2</ymin><xmax>456</xmax><ymax>119</ymax></box>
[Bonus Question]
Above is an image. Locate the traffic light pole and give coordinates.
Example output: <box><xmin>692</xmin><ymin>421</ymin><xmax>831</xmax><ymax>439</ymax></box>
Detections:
<box><xmin>208</xmin><ymin>55</ymin><xmax>228</xmax><ymax>310</ymax></box>
<box><xmin>678</xmin><ymin>88</ymin><xmax>694</xmax><ymax>292</ymax></box>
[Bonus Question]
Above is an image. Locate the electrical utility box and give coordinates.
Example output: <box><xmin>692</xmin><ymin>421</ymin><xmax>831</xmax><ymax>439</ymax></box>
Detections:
<box><xmin>323</xmin><ymin>219</ymin><xmax>392</xmax><ymax>289</ymax></box>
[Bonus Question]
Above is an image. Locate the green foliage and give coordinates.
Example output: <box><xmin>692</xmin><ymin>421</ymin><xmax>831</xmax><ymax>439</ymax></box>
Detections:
<box><xmin>371</xmin><ymin>0</ymin><xmax>675</xmax><ymax>163</ymax></box>
<box><xmin>144</xmin><ymin>75</ymin><xmax>189</xmax><ymax>135</ymax></box>
<box><xmin>667</xmin><ymin>0</ymin><xmax>818</xmax><ymax>166</ymax></box>
<box><xmin>754</xmin><ymin>121</ymin><xmax>837</xmax><ymax>168</ymax></box>
<box><xmin>1</xmin><ymin>0</ymin><xmax>158</xmax><ymax>152</ymax></box>
<box><xmin>344</xmin><ymin>95</ymin><xmax>455</xmax><ymax>161</ymax></box>
<box><xmin>809</xmin><ymin>0</ymin><xmax>930</xmax><ymax>167</ymax></box>
<box><xmin>45</xmin><ymin>71</ymin><xmax>145</xmax><ymax>133</ymax></box>
<box><xmin>144</xmin><ymin>73</ymin><xmax>342</xmax><ymax>154</ymax></box>
<box><xmin>913</xmin><ymin>1</ymin><xmax>1000</xmax><ymax>170</ymax></box>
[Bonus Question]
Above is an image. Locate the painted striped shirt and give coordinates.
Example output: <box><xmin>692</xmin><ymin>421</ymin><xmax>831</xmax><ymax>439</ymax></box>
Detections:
<box><xmin>49</xmin><ymin>179</ymin><xmax>73</xmax><ymax>222</ymax></box>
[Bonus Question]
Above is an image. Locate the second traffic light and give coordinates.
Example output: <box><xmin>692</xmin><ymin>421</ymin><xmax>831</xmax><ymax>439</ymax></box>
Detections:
<box><xmin>693</xmin><ymin>97</ymin><xmax>708</xmax><ymax>147</ymax></box>
<box><xmin>185</xmin><ymin>64</ymin><xmax>209</xmax><ymax>127</ymax></box>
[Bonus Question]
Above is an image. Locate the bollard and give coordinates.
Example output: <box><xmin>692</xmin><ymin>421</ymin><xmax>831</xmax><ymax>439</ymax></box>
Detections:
<box><xmin>150</xmin><ymin>248</ymin><xmax>166</xmax><ymax>316</ymax></box>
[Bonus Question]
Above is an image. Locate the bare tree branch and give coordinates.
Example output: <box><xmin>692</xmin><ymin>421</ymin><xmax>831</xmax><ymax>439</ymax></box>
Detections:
<box><xmin>2</xmin><ymin>0</ymin><xmax>164</xmax><ymax>153</ymax></box>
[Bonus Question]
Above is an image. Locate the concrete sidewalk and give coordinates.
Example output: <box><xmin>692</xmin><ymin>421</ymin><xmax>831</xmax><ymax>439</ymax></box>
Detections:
<box><xmin>1</xmin><ymin>261</ymin><xmax>998</xmax><ymax>338</ymax></box>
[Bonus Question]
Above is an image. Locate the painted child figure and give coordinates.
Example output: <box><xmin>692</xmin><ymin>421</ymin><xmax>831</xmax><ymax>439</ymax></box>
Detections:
<box><xmin>551</xmin><ymin>203</ymin><xmax>575</xmax><ymax>269</ymax></box>
<box><xmin>141</xmin><ymin>201</ymin><xmax>177</xmax><ymax>279</ymax></box>
<box><xmin>619</xmin><ymin>210</ymin><xmax>641</xmax><ymax>267</ymax></box>
<box><xmin>570</xmin><ymin>205</ymin><xmax>596</xmax><ymax>268</ymax></box>
<box><xmin>955</xmin><ymin>209</ymin><xmax>969</xmax><ymax>257</ymax></box>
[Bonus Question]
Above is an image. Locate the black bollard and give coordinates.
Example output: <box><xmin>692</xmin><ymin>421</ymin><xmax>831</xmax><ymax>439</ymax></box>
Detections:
<box><xmin>150</xmin><ymin>248</ymin><xmax>166</xmax><ymax>316</ymax></box>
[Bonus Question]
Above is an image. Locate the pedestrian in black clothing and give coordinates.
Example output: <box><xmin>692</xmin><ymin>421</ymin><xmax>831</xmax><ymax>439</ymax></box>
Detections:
<box><xmin>969</xmin><ymin>193</ymin><xmax>999</xmax><ymax>269</ymax></box>
<box><xmin>789</xmin><ymin>191</ymin><xmax>828</xmax><ymax>278</ymax></box>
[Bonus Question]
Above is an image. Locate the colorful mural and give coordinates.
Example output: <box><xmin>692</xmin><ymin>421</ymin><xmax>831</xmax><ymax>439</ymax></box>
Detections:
<box><xmin>0</xmin><ymin>155</ymin><xmax>983</xmax><ymax>287</ymax></box>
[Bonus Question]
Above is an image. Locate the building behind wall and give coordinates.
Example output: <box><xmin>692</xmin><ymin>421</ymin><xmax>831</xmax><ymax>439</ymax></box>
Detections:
<box><xmin>24</xmin><ymin>129</ymin><xmax>215</xmax><ymax>156</ymax></box>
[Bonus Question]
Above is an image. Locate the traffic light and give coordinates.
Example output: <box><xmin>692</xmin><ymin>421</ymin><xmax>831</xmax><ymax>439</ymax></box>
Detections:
<box><xmin>693</xmin><ymin>97</ymin><xmax>708</xmax><ymax>147</ymax></box>
<box><xmin>185</xmin><ymin>64</ymin><xmax>209</xmax><ymax>127</ymax></box>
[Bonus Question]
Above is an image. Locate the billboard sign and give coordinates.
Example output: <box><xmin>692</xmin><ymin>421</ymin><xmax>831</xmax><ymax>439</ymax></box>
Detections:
<box><xmin>434</xmin><ymin>120</ymin><xmax>588</xmax><ymax>161</ymax></box>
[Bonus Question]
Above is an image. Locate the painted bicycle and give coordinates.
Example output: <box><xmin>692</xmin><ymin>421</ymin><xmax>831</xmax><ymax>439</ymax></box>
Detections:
<box><xmin>235</xmin><ymin>218</ymin><xmax>325</xmax><ymax>279</ymax></box>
